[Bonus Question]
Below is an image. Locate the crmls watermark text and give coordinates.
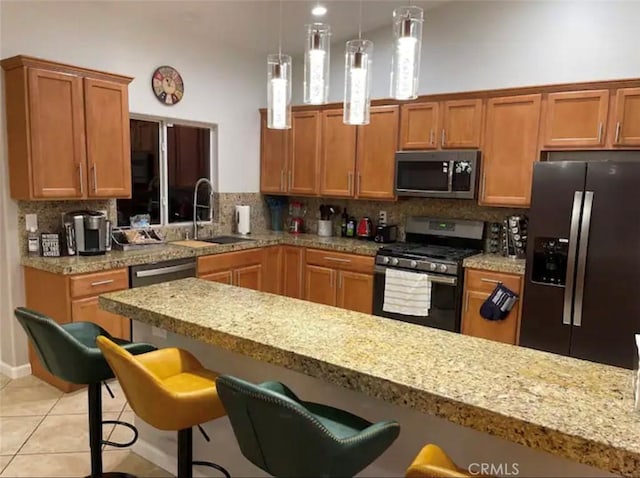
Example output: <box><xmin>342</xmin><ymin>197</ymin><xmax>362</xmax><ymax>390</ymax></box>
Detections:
<box><xmin>468</xmin><ymin>462</ymin><xmax>520</xmax><ymax>476</ymax></box>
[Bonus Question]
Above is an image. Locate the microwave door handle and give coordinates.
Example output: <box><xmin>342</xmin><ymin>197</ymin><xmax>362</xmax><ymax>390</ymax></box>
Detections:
<box><xmin>447</xmin><ymin>161</ymin><xmax>454</xmax><ymax>192</ymax></box>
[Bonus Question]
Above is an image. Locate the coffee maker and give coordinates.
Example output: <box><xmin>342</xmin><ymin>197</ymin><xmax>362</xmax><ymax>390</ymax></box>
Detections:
<box><xmin>63</xmin><ymin>211</ymin><xmax>111</xmax><ymax>256</ymax></box>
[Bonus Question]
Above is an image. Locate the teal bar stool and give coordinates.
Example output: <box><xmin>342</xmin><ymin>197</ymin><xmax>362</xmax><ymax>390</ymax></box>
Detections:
<box><xmin>14</xmin><ymin>307</ymin><xmax>156</xmax><ymax>478</ymax></box>
<box><xmin>216</xmin><ymin>375</ymin><xmax>400</xmax><ymax>478</ymax></box>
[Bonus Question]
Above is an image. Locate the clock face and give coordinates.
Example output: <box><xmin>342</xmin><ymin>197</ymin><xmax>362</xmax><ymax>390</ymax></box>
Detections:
<box><xmin>152</xmin><ymin>66</ymin><xmax>184</xmax><ymax>105</ymax></box>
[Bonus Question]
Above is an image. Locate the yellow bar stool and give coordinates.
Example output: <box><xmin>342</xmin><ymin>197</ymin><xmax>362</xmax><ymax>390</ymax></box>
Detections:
<box><xmin>406</xmin><ymin>444</ymin><xmax>473</xmax><ymax>478</ymax></box>
<box><xmin>96</xmin><ymin>336</ymin><xmax>229</xmax><ymax>478</ymax></box>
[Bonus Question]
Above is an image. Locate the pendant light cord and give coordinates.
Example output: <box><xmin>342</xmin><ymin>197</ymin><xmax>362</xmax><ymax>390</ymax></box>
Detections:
<box><xmin>358</xmin><ymin>0</ymin><xmax>363</xmax><ymax>40</ymax></box>
<box><xmin>278</xmin><ymin>0</ymin><xmax>283</xmax><ymax>58</ymax></box>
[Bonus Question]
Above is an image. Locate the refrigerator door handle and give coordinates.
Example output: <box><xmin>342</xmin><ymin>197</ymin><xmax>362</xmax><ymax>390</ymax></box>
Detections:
<box><xmin>573</xmin><ymin>191</ymin><xmax>594</xmax><ymax>327</ymax></box>
<box><xmin>563</xmin><ymin>191</ymin><xmax>583</xmax><ymax>325</ymax></box>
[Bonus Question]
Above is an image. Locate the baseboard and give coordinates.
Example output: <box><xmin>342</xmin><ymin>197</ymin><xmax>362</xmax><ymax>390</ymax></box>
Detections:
<box><xmin>132</xmin><ymin>439</ymin><xmax>213</xmax><ymax>478</ymax></box>
<box><xmin>0</xmin><ymin>361</ymin><xmax>31</xmax><ymax>379</ymax></box>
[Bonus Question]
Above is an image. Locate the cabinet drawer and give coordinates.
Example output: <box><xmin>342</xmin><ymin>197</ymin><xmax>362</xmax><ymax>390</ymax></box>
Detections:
<box><xmin>69</xmin><ymin>268</ymin><xmax>129</xmax><ymax>299</ymax></box>
<box><xmin>305</xmin><ymin>249</ymin><xmax>374</xmax><ymax>274</ymax></box>
<box><xmin>198</xmin><ymin>248</ymin><xmax>264</xmax><ymax>275</ymax></box>
<box><xmin>465</xmin><ymin>269</ymin><xmax>522</xmax><ymax>293</ymax></box>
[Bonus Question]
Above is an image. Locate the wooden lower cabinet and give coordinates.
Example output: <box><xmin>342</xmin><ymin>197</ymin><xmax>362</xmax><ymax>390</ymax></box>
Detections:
<box><xmin>282</xmin><ymin>246</ymin><xmax>304</xmax><ymax>298</ymax></box>
<box><xmin>201</xmin><ymin>270</ymin><xmax>233</xmax><ymax>284</ymax></box>
<box><xmin>235</xmin><ymin>264</ymin><xmax>262</xmax><ymax>291</ymax></box>
<box><xmin>461</xmin><ymin>269</ymin><xmax>523</xmax><ymax>345</ymax></box>
<box><xmin>71</xmin><ymin>296</ymin><xmax>130</xmax><ymax>340</ymax></box>
<box><xmin>337</xmin><ymin>271</ymin><xmax>373</xmax><ymax>314</ymax></box>
<box><xmin>305</xmin><ymin>265</ymin><xmax>336</xmax><ymax>306</ymax></box>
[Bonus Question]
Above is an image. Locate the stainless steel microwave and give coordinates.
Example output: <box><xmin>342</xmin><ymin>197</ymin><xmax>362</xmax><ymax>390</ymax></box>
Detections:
<box><xmin>395</xmin><ymin>150</ymin><xmax>481</xmax><ymax>199</ymax></box>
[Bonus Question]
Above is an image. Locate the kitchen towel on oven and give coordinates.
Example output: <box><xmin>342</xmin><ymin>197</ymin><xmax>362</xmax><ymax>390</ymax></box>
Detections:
<box><xmin>480</xmin><ymin>284</ymin><xmax>519</xmax><ymax>321</ymax></box>
<box><xmin>383</xmin><ymin>268</ymin><xmax>432</xmax><ymax>316</ymax></box>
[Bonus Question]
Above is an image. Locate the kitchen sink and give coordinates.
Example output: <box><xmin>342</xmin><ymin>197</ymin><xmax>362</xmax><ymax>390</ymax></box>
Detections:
<box><xmin>199</xmin><ymin>235</ymin><xmax>255</xmax><ymax>245</ymax></box>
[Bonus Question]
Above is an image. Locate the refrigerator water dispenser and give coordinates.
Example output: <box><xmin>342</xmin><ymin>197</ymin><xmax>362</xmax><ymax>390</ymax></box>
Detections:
<box><xmin>531</xmin><ymin>238</ymin><xmax>568</xmax><ymax>286</ymax></box>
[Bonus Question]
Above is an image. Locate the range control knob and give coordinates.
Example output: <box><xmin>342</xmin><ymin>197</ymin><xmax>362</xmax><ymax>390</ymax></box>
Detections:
<box><xmin>429</xmin><ymin>263</ymin><xmax>437</xmax><ymax>271</ymax></box>
<box><xmin>410</xmin><ymin>260</ymin><xmax>418</xmax><ymax>268</ymax></box>
<box><xmin>382</xmin><ymin>256</ymin><xmax>390</xmax><ymax>264</ymax></box>
<box><xmin>391</xmin><ymin>258</ymin><xmax>399</xmax><ymax>266</ymax></box>
<box><xmin>438</xmin><ymin>264</ymin><xmax>448</xmax><ymax>273</ymax></box>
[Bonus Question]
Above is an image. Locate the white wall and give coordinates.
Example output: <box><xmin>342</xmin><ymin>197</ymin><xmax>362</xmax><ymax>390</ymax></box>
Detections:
<box><xmin>293</xmin><ymin>0</ymin><xmax>640</xmax><ymax>103</ymax></box>
<box><xmin>0</xmin><ymin>1</ymin><xmax>265</xmax><ymax>370</ymax></box>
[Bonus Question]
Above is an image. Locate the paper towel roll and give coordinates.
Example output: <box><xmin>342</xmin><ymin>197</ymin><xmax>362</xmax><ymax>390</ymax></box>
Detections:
<box><xmin>236</xmin><ymin>205</ymin><xmax>251</xmax><ymax>235</ymax></box>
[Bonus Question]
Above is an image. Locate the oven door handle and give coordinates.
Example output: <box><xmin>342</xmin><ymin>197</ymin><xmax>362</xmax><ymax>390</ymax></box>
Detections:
<box><xmin>375</xmin><ymin>265</ymin><xmax>457</xmax><ymax>285</ymax></box>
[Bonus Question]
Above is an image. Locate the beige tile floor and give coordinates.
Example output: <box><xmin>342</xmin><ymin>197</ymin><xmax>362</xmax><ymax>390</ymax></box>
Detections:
<box><xmin>0</xmin><ymin>373</ymin><xmax>173</xmax><ymax>477</ymax></box>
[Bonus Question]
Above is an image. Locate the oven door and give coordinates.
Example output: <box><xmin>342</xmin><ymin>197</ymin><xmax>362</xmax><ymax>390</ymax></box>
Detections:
<box><xmin>372</xmin><ymin>265</ymin><xmax>463</xmax><ymax>332</ymax></box>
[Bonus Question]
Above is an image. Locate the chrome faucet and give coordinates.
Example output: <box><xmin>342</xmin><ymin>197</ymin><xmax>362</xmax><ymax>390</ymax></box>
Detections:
<box><xmin>193</xmin><ymin>178</ymin><xmax>214</xmax><ymax>240</ymax></box>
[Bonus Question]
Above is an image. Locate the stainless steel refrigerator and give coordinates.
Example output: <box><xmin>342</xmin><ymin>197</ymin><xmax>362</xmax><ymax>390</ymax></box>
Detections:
<box><xmin>520</xmin><ymin>156</ymin><xmax>640</xmax><ymax>369</ymax></box>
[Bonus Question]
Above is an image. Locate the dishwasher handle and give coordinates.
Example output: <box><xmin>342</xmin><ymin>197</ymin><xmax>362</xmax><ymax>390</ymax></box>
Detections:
<box><xmin>134</xmin><ymin>262</ymin><xmax>196</xmax><ymax>278</ymax></box>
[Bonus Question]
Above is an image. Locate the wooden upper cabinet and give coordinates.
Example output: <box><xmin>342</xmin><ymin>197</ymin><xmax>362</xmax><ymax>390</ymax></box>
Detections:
<box><xmin>542</xmin><ymin>90</ymin><xmax>609</xmax><ymax>148</ymax></box>
<box><xmin>612</xmin><ymin>87</ymin><xmax>640</xmax><ymax>147</ymax></box>
<box><xmin>26</xmin><ymin>68</ymin><xmax>86</xmax><ymax>199</ymax></box>
<box><xmin>84</xmin><ymin>78</ymin><xmax>131</xmax><ymax>198</ymax></box>
<box><xmin>260</xmin><ymin>111</ymin><xmax>288</xmax><ymax>193</ymax></box>
<box><xmin>481</xmin><ymin>94</ymin><xmax>542</xmax><ymax>207</ymax></box>
<box><xmin>289</xmin><ymin>111</ymin><xmax>321</xmax><ymax>195</ymax></box>
<box><xmin>320</xmin><ymin>109</ymin><xmax>357</xmax><ymax>197</ymax></box>
<box><xmin>440</xmin><ymin>99</ymin><xmax>483</xmax><ymax>148</ymax></box>
<box><xmin>399</xmin><ymin>102</ymin><xmax>439</xmax><ymax>150</ymax></box>
<box><xmin>1</xmin><ymin>55</ymin><xmax>133</xmax><ymax>200</ymax></box>
<box><xmin>356</xmin><ymin>105</ymin><xmax>399</xmax><ymax>199</ymax></box>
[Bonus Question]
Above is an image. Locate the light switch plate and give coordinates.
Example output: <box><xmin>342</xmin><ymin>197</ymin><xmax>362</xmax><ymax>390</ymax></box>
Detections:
<box><xmin>25</xmin><ymin>214</ymin><xmax>38</xmax><ymax>231</ymax></box>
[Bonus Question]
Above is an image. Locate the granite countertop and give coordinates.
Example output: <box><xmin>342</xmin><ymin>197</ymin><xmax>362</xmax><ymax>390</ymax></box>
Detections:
<box><xmin>463</xmin><ymin>253</ymin><xmax>526</xmax><ymax>275</ymax></box>
<box><xmin>100</xmin><ymin>278</ymin><xmax>639</xmax><ymax>477</ymax></box>
<box><xmin>20</xmin><ymin>233</ymin><xmax>381</xmax><ymax>275</ymax></box>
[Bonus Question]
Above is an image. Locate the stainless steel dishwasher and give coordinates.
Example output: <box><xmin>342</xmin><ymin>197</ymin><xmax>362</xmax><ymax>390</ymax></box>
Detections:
<box><xmin>130</xmin><ymin>257</ymin><xmax>197</xmax><ymax>288</ymax></box>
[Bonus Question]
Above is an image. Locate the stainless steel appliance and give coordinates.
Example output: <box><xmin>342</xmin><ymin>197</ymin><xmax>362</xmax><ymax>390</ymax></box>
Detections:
<box><xmin>63</xmin><ymin>211</ymin><xmax>109</xmax><ymax>256</ymax></box>
<box><xmin>374</xmin><ymin>225</ymin><xmax>398</xmax><ymax>243</ymax></box>
<box><xmin>395</xmin><ymin>150</ymin><xmax>480</xmax><ymax>199</ymax></box>
<box><xmin>130</xmin><ymin>258</ymin><xmax>197</xmax><ymax>288</ymax></box>
<box><xmin>373</xmin><ymin>217</ymin><xmax>484</xmax><ymax>331</ymax></box>
<box><xmin>521</xmin><ymin>158</ymin><xmax>640</xmax><ymax>369</ymax></box>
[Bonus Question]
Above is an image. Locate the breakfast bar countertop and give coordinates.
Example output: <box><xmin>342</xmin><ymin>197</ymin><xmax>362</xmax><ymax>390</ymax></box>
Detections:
<box><xmin>100</xmin><ymin>278</ymin><xmax>639</xmax><ymax>477</ymax></box>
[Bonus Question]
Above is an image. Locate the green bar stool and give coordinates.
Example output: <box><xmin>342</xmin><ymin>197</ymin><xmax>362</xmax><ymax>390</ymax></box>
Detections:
<box><xmin>216</xmin><ymin>375</ymin><xmax>401</xmax><ymax>478</ymax></box>
<box><xmin>14</xmin><ymin>307</ymin><xmax>156</xmax><ymax>478</ymax></box>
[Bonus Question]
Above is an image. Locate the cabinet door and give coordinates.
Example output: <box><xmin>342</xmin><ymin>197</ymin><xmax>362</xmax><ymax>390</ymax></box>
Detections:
<box><xmin>84</xmin><ymin>78</ymin><xmax>131</xmax><ymax>197</ymax></box>
<box><xmin>282</xmin><ymin>246</ymin><xmax>304</xmax><ymax>299</ymax></box>
<box><xmin>480</xmin><ymin>94</ymin><xmax>541</xmax><ymax>207</ymax></box>
<box><xmin>320</xmin><ymin>109</ymin><xmax>357</xmax><ymax>197</ymax></box>
<box><xmin>71</xmin><ymin>296</ymin><xmax>130</xmax><ymax>341</ymax></box>
<box><xmin>542</xmin><ymin>90</ymin><xmax>609</xmax><ymax>148</ymax></box>
<box><xmin>27</xmin><ymin>68</ymin><xmax>86</xmax><ymax>198</ymax></box>
<box><xmin>304</xmin><ymin>265</ymin><xmax>336</xmax><ymax>306</ymax></box>
<box><xmin>262</xmin><ymin>246</ymin><xmax>283</xmax><ymax>294</ymax></box>
<box><xmin>289</xmin><ymin>111</ymin><xmax>320</xmax><ymax>195</ymax></box>
<box><xmin>612</xmin><ymin>87</ymin><xmax>640</xmax><ymax>146</ymax></box>
<box><xmin>260</xmin><ymin>111</ymin><xmax>288</xmax><ymax>193</ymax></box>
<box><xmin>356</xmin><ymin>106</ymin><xmax>399</xmax><ymax>199</ymax></box>
<box><xmin>461</xmin><ymin>290</ymin><xmax>519</xmax><ymax>345</ymax></box>
<box><xmin>337</xmin><ymin>271</ymin><xmax>373</xmax><ymax>314</ymax></box>
<box><xmin>399</xmin><ymin>103</ymin><xmax>439</xmax><ymax>150</ymax></box>
<box><xmin>440</xmin><ymin>99</ymin><xmax>483</xmax><ymax>149</ymax></box>
<box><xmin>201</xmin><ymin>270</ymin><xmax>233</xmax><ymax>284</ymax></box>
<box><xmin>235</xmin><ymin>264</ymin><xmax>262</xmax><ymax>291</ymax></box>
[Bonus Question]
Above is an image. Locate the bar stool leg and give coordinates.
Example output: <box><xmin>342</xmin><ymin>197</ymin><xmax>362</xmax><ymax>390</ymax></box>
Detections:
<box><xmin>177</xmin><ymin>428</ymin><xmax>193</xmax><ymax>478</ymax></box>
<box><xmin>88</xmin><ymin>382</ymin><xmax>104</xmax><ymax>478</ymax></box>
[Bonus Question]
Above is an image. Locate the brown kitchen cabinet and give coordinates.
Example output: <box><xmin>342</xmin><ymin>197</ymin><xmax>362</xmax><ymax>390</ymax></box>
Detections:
<box><xmin>461</xmin><ymin>269</ymin><xmax>523</xmax><ymax>345</ymax></box>
<box><xmin>23</xmin><ymin>266</ymin><xmax>130</xmax><ymax>392</ymax></box>
<box><xmin>289</xmin><ymin>110</ymin><xmax>321</xmax><ymax>195</ymax></box>
<box><xmin>1</xmin><ymin>55</ymin><xmax>133</xmax><ymax>200</ymax></box>
<box><xmin>541</xmin><ymin>90</ymin><xmax>609</xmax><ymax>148</ymax></box>
<box><xmin>320</xmin><ymin>109</ymin><xmax>357</xmax><ymax>197</ymax></box>
<box><xmin>305</xmin><ymin>265</ymin><xmax>336</xmax><ymax>307</ymax></box>
<box><xmin>262</xmin><ymin>246</ymin><xmax>283</xmax><ymax>295</ymax></box>
<box><xmin>480</xmin><ymin>94</ymin><xmax>542</xmax><ymax>207</ymax></box>
<box><xmin>337</xmin><ymin>271</ymin><xmax>374</xmax><ymax>314</ymax></box>
<box><xmin>611</xmin><ymin>87</ymin><xmax>640</xmax><ymax>147</ymax></box>
<box><xmin>399</xmin><ymin>102</ymin><xmax>439</xmax><ymax>150</ymax></box>
<box><xmin>198</xmin><ymin>248</ymin><xmax>265</xmax><ymax>291</ymax></box>
<box><xmin>282</xmin><ymin>246</ymin><xmax>304</xmax><ymax>298</ymax></box>
<box><xmin>260</xmin><ymin>111</ymin><xmax>289</xmax><ymax>193</ymax></box>
<box><xmin>200</xmin><ymin>270</ymin><xmax>233</xmax><ymax>284</ymax></box>
<box><xmin>235</xmin><ymin>264</ymin><xmax>262</xmax><ymax>291</ymax></box>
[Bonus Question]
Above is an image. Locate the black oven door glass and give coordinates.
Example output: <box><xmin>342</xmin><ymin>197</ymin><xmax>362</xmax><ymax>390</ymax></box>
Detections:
<box><xmin>397</xmin><ymin>161</ymin><xmax>449</xmax><ymax>192</ymax></box>
<box><xmin>451</xmin><ymin>160</ymin><xmax>473</xmax><ymax>192</ymax></box>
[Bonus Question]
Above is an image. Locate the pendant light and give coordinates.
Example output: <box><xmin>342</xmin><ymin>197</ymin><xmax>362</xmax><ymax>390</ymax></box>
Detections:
<box><xmin>390</xmin><ymin>6</ymin><xmax>424</xmax><ymax>101</ymax></box>
<box><xmin>343</xmin><ymin>0</ymin><xmax>373</xmax><ymax>125</ymax></box>
<box><xmin>267</xmin><ymin>0</ymin><xmax>291</xmax><ymax>129</ymax></box>
<box><xmin>304</xmin><ymin>23</ymin><xmax>331</xmax><ymax>105</ymax></box>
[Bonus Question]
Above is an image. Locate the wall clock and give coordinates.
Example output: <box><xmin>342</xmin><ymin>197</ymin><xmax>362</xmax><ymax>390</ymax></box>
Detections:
<box><xmin>152</xmin><ymin>65</ymin><xmax>184</xmax><ymax>105</ymax></box>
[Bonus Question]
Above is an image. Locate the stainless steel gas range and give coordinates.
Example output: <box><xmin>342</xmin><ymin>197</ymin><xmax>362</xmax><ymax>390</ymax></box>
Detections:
<box><xmin>373</xmin><ymin>217</ymin><xmax>484</xmax><ymax>332</ymax></box>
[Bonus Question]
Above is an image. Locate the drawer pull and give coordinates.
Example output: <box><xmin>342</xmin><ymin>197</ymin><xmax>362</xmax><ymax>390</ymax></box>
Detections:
<box><xmin>91</xmin><ymin>279</ymin><xmax>115</xmax><ymax>287</ymax></box>
<box><xmin>324</xmin><ymin>257</ymin><xmax>351</xmax><ymax>263</ymax></box>
<box><xmin>480</xmin><ymin>278</ymin><xmax>502</xmax><ymax>285</ymax></box>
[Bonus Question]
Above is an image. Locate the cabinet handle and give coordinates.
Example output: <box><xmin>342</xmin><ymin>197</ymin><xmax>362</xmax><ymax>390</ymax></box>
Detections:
<box><xmin>615</xmin><ymin>121</ymin><xmax>621</xmax><ymax>144</ymax></box>
<box><xmin>597</xmin><ymin>122</ymin><xmax>604</xmax><ymax>144</ymax></box>
<box><xmin>464</xmin><ymin>292</ymin><xmax>470</xmax><ymax>312</ymax></box>
<box><xmin>91</xmin><ymin>279</ymin><xmax>114</xmax><ymax>287</ymax></box>
<box><xmin>480</xmin><ymin>278</ymin><xmax>502</xmax><ymax>285</ymax></box>
<box><xmin>441</xmin><ymin>129</ymin><xmax>446</xmax><ymax>146</ymax></box>
<box><xmin>288</xmin><ymin>170</ymin><xmax>292</xmax><ymax>190</ymax></box>
<box><xmin>280</xmin><ymin>169</ymin><xmax>284</xmax><ymax>190</ymax></box>
<box><xmin>78</xmin><ymin>163</ymin><xmax>84</xmax><ymax>195</ymax></box>
<box><xmin>338</xmin><ymin>273</ymin><xmax>342</xmax><ymax>289</ymax></box>
<box><xmin>92</xmin><ymin>164</ymin><xmax>98</xmax><ymax>193</ymax></box>
<box><xmin>357</xmin><ymin>173</ymin><xmax>362</xmax><ymax>196</ymax></box>
<box><xmin>482</xmin><ymin>173</ymin><xmax>487</xmax><ymax>199</ymax></box>
<box><xmin>330</xmin><ymin>271</ymin><xmax>334</xmax><ymax>289</ymax></box>
<box><xmin>347</xmin><ymin>172</ymin><xmax>353</xmax><ymax>195</ymax></box>
<box><xmin>324</xmin><ymin>256</ymin><xmax>351</xmax><ymax>263</ymax></box>
<box><xmin>429</xmin><ymin>129</ymin><xmax>434</xmax><ymax>145</ymax></box>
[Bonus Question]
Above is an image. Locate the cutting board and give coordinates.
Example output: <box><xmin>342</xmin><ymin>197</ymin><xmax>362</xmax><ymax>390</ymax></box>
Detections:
<box><xmin>171</xmin><ymin>240</ymin><xmax>216</xmax><ymax>248</ymax></box>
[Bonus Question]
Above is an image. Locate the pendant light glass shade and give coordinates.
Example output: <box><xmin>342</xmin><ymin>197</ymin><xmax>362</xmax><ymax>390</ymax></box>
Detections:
<box><xmin>304</xmin><ymin>23</ymin><xmax>331</xmax><ymax>105</ymax></box>
<box><xmin>343</xmin><ymin>39</ymin><xmax>373</xmax><ymax>125</ymax></box>
<box><xmin>267</xmin><ymin>54</ymin><xmax>292</xmax><ymax>129</ymax></box>
<box><xmin>390</xmin><ymin>6</ymin><xmax>423</xmax><ymax>100</ymax></box>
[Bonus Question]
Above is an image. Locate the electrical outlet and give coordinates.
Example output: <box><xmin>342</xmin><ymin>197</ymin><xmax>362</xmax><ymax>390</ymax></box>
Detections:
<box><xmin>25</xmin><ymin>214</ymin><xmax>38</xmax><ymax>231</ymax></box>
<box><xmin>378</xmin><ymin>210</ymin><xmax>388</xmax><ymax>226</ymax></box>
<box><xmin>151</xmin><ymin>326</ymin><xmax>167</xmax><ymax>339</ymax></box>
